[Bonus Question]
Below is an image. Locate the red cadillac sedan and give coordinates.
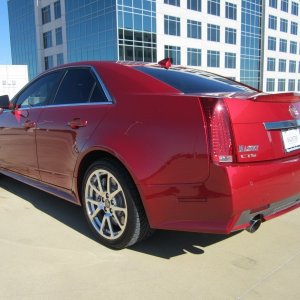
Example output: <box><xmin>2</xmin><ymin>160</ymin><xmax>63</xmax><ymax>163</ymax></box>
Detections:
<box><xmin>0</xmin><ymin>60</ymin><xmax>299</xmax><ymax>249</ymax></box>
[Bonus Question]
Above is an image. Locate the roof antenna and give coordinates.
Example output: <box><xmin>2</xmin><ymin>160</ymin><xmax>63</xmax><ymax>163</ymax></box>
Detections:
<box><xmin>158</xmin><ymin>58</ymin><xmax>172</xmax><ymax>69</ymax></box>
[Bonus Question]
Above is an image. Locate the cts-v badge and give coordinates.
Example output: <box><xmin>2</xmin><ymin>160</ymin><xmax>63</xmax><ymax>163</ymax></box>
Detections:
<box><xmin>239</xmin><ymin>145</ymin><xmax>259</xmax><ymax>152</ymax></box>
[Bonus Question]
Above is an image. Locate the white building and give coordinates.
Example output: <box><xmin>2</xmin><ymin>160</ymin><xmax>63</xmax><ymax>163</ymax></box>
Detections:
<box><xmin>0</xmin><ymin>65</ymin><xmax>29</xmax><ymax>99</ymax></box>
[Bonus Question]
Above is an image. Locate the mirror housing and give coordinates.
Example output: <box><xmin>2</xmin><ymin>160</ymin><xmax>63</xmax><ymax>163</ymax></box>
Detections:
<box><xmin>0</xmin><ymin>95</ymin><xmax>10</xmax><ymax>109</ymax></box>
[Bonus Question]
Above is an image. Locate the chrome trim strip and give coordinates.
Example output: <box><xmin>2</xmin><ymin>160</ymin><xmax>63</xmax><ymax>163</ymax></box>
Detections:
<box><xmin>264</xmin><ymin>119</ymin><xmax>300</xmax><ymax>130</ymax></box>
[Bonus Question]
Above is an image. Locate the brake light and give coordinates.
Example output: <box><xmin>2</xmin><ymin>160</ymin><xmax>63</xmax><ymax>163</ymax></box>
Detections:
<box><xmin>202</xmin><ymin>99</ymin><xmax>234</xmax><ymax>163</ymax></box>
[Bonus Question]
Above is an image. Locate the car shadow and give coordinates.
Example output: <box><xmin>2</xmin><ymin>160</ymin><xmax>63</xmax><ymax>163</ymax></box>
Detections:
<box><xmin>0</xmin><ymin>175</ymin><xmax>241</xmax><ymax>259</ymax></box>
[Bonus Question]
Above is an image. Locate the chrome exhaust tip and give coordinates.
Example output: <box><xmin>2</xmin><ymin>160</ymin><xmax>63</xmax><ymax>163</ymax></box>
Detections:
<box><xmin>246</xmin><ymin>216</ymin><xmax>262</xmax><ymax>233</ymax></box>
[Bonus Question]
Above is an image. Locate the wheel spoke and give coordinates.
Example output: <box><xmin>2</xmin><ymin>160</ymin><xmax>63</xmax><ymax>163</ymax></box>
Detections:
<box><xmin>112</xmin><ymin>211</ymin><xmax>124</xmax><ymax>229</ymax></box>
<box><xmin>86</xmin><ymin>197</ymin><xmax>99</xmax><ymax>206</ymax></box>
<box><xmin>109</xmin><ymin>187</ymin><xmax>121</xmax><ymax>200</ymax></box>
<box><xmin>107</xmin><ymin>174</ymin><xmax>111</xmax><ymax>193</ymax></box>
<box><xmin>89</xmin><ymin>183</ymin><xmax>102</xmax><ymax>196</ymax></box>
<box><xmin>95</xmin><ymin>173</ymin><xmax>104</xmax><ymax>194</ymax></box>
<box><xmin>99</xmin><ymin>215</ymin><xmax>107</xmax><ymax>234</ymax></box>
<box><xmin>90</xmin><ymin>207</ymin><xmax>100</xmax><ymax>219</ymax></box>
<box><xmin>114</xmin><ymin>207</ymin><xmax>126</xmax><ymax>213</ymax></box>
<box><xmin>106</xmin><ymin>216</ymin><xmax>114</xmax><ymax>237</ymax></box>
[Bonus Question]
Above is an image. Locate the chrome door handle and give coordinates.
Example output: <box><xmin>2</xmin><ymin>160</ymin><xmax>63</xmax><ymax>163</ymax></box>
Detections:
<box><xmin>67</xmin><ymin>118</ymin><xmax>88</xmax><ymax>129</ymax></box>
<box><xmin>23</xmin><ymin>120</ymin><xmax>36</xmax><ymax>129</ymax></box>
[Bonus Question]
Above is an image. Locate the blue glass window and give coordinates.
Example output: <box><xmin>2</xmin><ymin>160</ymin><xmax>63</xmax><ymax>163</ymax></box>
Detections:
<box><xmin>298</xmin><ymin>80</ymin><xmax>300</xmax><ymax>91</ymax></box>
<box><xmin>187</xmin><ymin>0</ymin><xmax>201</xmax><ymax>11</ymax></box>
<box><xmin>164</xmin><ymin>0</ymin><xmax>180</xmax><ymax>6</ymax></box>
<box><xmin>279</xmin><ymin>39</ymin><xmax>287</xmax><ymax>52</ymax></box>
<box><xmin>42</xmin><ymin>5</ymin><xmax>51</xmax><ymax>24</ymax></box>
<box><xmin>57</xmin><ymin>53</ymin><xmax>64</xmax><ymax>66</ymax></box>
<box><xmin>288</xmin><ymin>79</ymin><xmax>296</xmax><ymax>91</ymax></box>
<box><xmin>164</xmin><ymin>15</ymin><xmax>180</xmax><ymax>36</ymax></box>
<box><xmin>269</xmin><ymin>0</ymin><xmax>277</xmax><ymax>8</ymax></box>
<box><xmin>290</xmin><ymin>41</ymin><xmax>297</xmax><ymax>54</ymax></box>
<box><xmin>278</xmin><ymin>79</ymin><xmax>285</xmax><ymax>91</ymax></box>
<box><xmin>207</xmin><ymin>0</ymin><xmax>220</xmax><ymax>16</ymax></box>
<box><xmin>187</xmin><ymin>48</ymin><xmax>201</xmax><ymax>66</ymax></box>
<box><xmin>225</xmin><ymin>52</ymin><xmax>236</xmax><ymax>69</ymax></box>
<box><xmin>54</xmin><ymin>1</ymin><xmax>61</xmax><ymax>19</ymax></box>
<box><xmin>267</xmin><ymin>58</ymin><xmax>276</xmax><ymax>71</ymax></box>
<box><xmin>291</xmin><ymin>22</ymin><xmax>298</xmax><ymax>35</ymax></box>
<box><xmin>165</xmin><ymin>45</ymin><xmax>181</xmax><ymax>65</ymax></box>
<box><xmin>225</xmin><ymin>2</ymin><xmax>237</xmax><ymax>20</ymax></box>
<box><xmin>207</xmin><ymin>24</ymin><xmax>220</xmax><ymax>42</ymax></box>
<box><xmin>266</xmin><ymin>78</ymin><xmax>275</xmax><ymax>92</ymax></box>
<box><xmin>225</xmin><ymin>27</ymin><xmax>236</xmax><ymax>44</ymax></box>
<box><xmin>44</xmin><ymin>56</ymin><xmax>54</xmax><ymax>70</ymax></box>
<box><xmin>281</xmin><ymin>0</ymin><xmax>288</xmax><ymax>12</ymax></box>
<box><xmin>187</xmin><ymin>20</ymin><xmax>201</xmax><ymax>39</ymax></box>
<box><xmin>207</xmin><ymin>50</ymin><xmax>220</xmax><ymax>67</ymax></box>
<box><xmin>268</xmin><ymin>15</ymin><xmax>277</xmax><ymax>29</ymax></box>
<box><xmin>268</xmin><ymin>37</ymin><xmax>276</xmax><ymax>51</ymax></box>
<box><xmin>289</xmin><ymin>60</ymin><xmax>296</xmax><ymax>73</ymax></box>
<box><xmin>279</xmin><ymin>59</ymin><xmax>286</xmax><ymax>72</ymax></box>
<box><xmin>280</xmin><ymin>18</ymin><xmax>288</xmax><ymax>32</ymax></box>
<box><xmin>292</xmin><ymin>1</ymin><xmax>299</xmax><ymax>15</ymax></box>
<box><xmin>55</xmin><ymin>27</ymin><xmax>63</xmax><ymax>45</ymax></box>
<box><xmin>43</xmin><ymin>31</ymin><xmax>52</xmax><ymax>49</ymax></box>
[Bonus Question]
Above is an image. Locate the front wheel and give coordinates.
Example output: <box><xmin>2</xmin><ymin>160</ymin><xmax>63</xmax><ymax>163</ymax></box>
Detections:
<box><xmin>82</xmin><ymin>159</ymin><xmax>151</xmax><ymax>249</ymax></box>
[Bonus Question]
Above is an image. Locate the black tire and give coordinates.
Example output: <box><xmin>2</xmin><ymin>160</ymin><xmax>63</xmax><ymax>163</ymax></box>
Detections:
<box><xmin>82</xmin><ymin>159</ymin><xmax>151</xmax><ymax>249</ymax></box>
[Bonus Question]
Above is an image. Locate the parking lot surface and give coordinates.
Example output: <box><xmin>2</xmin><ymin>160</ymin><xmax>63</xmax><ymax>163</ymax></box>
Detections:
<box><xmin>0</xmin><ymin>175</ymin><xmax>300</xmax><ymax>300</ymax></box>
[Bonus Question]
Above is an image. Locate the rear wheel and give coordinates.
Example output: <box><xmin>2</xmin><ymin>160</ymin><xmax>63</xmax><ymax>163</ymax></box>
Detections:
<box><xmin>82</xmin><ymin>159</ymin><xmax>151</xmax><ymax>249</ymax></box>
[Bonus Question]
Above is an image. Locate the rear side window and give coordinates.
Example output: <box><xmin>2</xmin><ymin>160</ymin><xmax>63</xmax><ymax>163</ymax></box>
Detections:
<box><xmin>134</xmin><ymin>66</ymin><xmax>252</xmax><ymax>93</ymax></box>
<box><xmin>53</xmin><ymin>68</ymin><xmax>107</xmax><ymax>105</ymax></box>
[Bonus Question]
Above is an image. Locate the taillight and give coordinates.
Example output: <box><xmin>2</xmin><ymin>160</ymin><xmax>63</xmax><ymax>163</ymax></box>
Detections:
<box><xmin>202</xmin><ymin>98</ymin><xmax>235</xmax><ymax>164</ymax></box>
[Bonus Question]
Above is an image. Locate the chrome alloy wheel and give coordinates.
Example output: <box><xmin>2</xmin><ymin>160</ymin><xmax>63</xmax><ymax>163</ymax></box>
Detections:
<box><xmin>84</xmin><ymin>169</ymin><xmax>128</xmax><ymax>240</ymax></box>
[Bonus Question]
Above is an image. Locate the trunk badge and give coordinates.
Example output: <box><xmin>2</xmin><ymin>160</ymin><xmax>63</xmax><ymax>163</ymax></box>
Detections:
<box><xmin>289</xmin><ymin>104</ymin><xmax>299</xmax><ymax>119</ymax></box>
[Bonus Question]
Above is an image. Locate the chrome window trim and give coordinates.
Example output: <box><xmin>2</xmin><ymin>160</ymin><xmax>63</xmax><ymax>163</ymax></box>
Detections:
<box><xmin>264</xmin><ymin>119</ymin><xmax>300</xmax><ymax>130</ymax></box>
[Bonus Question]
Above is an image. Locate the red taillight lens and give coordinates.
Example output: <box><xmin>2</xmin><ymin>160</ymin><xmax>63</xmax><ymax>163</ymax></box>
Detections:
<box><xmin>202</xmin><ymin>99</ymin><xmax>234</xmax><ymax>163</ymax></box>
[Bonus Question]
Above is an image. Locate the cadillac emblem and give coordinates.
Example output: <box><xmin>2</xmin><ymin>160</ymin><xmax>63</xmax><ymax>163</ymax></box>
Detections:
<box><xmin>289</xmin><ymin>104</ymin><xmax>299</xmax><ymax>119</ymax></box>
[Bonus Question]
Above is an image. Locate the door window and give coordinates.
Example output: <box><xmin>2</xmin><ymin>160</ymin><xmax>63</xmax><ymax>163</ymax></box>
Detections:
<box><xmin>15</xmin><ymin>71</ymin><xmax>63</xmax><ymax>108</ymax></box>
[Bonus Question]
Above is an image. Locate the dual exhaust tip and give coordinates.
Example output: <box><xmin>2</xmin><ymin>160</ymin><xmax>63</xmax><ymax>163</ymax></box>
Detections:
<box><xmin>246</xmin><ymin>216</ymin><xmax>262</xmax><ymax>233</ymax></box>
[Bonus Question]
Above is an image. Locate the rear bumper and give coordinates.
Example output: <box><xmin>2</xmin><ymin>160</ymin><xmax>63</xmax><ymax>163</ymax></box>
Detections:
<box><xmin>141</xmin><ymin>155</ymin><xmax>300</xmax><ymax>233</ymax></box>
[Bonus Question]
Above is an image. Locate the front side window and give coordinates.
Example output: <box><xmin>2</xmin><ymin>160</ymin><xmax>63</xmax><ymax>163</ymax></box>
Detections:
<box><xmin>42</xmin><ymin>5</ymin><xmax>51</xmax><ymax>24</ymax></box>
<box><xmin>207</xmin><ymin>24</ymin><xmax>220</xmax><ymax>42</ymax></box>
<box><xmin>53</xmin><ymin>68</ymin><xmax>107</xmax><ymax>105</ymax></box>
<box><xmin>225</xmin><ymin>28</ymin><xmax>236</xmax><ymax>44</ymax></box>
<box><xmin>187</xmin><ymin>0</ymin><xmax>201</xmax><ymax>11</ymax></box>
<box><xmin>164</xmin><ymin>15</ymin><xmax>181</xmax><ymax>36</ymax></box>
<box><xmin>207</xmin><ymin>50</ymin><xmax>220</xmax><ymax>67</ymax></box>
<box><xmin>207</xmin><ymin>0</ymin><xmax>220</xmax><ymax>16</ymax></box>
<box><xmin>165</xmin><ymin>45</ymin><xmax>181</xmax><ymax>65</ymax></box>
<box><xmin>187</xmin><ymin>20</ymin><xmax>201</xmax><ymax>39</ymax></box>
<box><xmin>225</xmin><ymin>2</ymin><xmax>237</xmax><ymax>20</ymax></box>
<box><xmin>15</xmin><ymin>71</ymin><xmax>62</xmax><ymax>108</ymax></box>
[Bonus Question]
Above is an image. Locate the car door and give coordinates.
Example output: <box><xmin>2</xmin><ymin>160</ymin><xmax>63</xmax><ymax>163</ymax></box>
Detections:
<box><xmin>0</xmin><ymin>71</ymin><xmax>63</xmax><ymax>179</ymax></box>
<box><xmin>36</xmin><ymin>67</ymin><xmax>112</xmax><ymax>189</ymax></box>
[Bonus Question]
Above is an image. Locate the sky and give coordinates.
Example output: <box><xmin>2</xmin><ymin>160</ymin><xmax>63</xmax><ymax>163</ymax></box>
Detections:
<box><xmin>0</xmin><ymin>0</ymin><xmax>12</xmax><ymax>64</ymax></box>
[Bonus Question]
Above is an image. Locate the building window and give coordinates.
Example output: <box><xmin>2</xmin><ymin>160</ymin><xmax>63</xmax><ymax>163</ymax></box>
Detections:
<box><xmin>278</xmin><ymin>59</ymin><xmax>286</xmax><ymax>72</ymax></box>
<box><xmin>281</xmin><ymin>0</ymin><xmax>288</xmax><ymax>12</ymax></box>
<box><xmin>278</xmin><ymin>79</ymin><xmax>285</xmax><ymax>91</ymax></box>
<box><xmin>187</xmin><ymin>48</ymin><xmax>201</xmax><ymax>66</ymax></box>
<box><xmin>207</xmin><ymin>24</ymin><xmax>220</xmax><ymax>42</ymax></box>
<box><xmin>279</xmin><ymin>39</ymin><xmax>287</xmax><ymax>52</ymax></box>
<box><xmin>55</xmin><ymin>27</ymin><xmax>63</xmax><ymax>45</ymax></box>
<box><xmin>207</xmin><ymin>50</ymin><xmax>220</xmax><ymax>67</ymax></box>
<box><xmin>225</xmin><ymin>52</ymin><xmax>236</xmax><ymax>69</ymax></box>
<box><xmin>225</xmin><ymin>27</ymin><xmax>236</xmax><ymax>44</ymax></box>
<box><xmin>298</xmin><ymin>61</ymin><xmax>300</xmax><ymax>73</ymax></box>
<box><xmin>225</xmin><ymin>2</ymin><xmax>237</xmax><ymax>20</ymax></box>
<box><xmin>164</xmin><ymin>15</ymin><xmax>180</xmax><ymax>36</ymax></box>
<box><xmin>288</xmin><ymin>79</ymin><xmax>296</xmax><ymax>91</ymax></box>
<box><xmin>289</xmin><ymin>60</ymin><xmax>296</xmax><ymax>73</ymax></box>
<box><xmin>280</xmin><ymin>18</ymin><xmax>288</xmax><ymax>32</ymax></box>
<box><xmin>298</xmin><ymin>80</ymin><xmax>300</xmax><ymax>91</ymax></box>
<box><xmin>207</xmin><ymin>0</ymin><xmax>220</xmax><ymax>16</ymax></box>
<box><xmin>267</xmin><ymin>58</ymin><xmax>276</xmax><ymax>71</ymax></box>
<box><xmin>187</xmin><ymin>20</ymin><xmax>201</xmax><ymax>39</ymax></box>
<box><xmin>269</xmin><ymin>0</ymin><xmax>277</xmax><ymax>8</ymax></box>
<box><xmin>268</xmin><ymin>15</ymin><xmax>277</xmax><ymax>30</ymax></box>
<box><xmin>291</xmin><ymin>22</ymin><xmax>298</xmax><ymax>35</ymax></box>
<box><xmin>164</xmin><ymin>0</ymin><xmax>180</xmax><ymax>6</ymax></box>
<box><xmin>266</xmin><ymin>79</ymin><xmax>275</xmax><ymax>92</ymax></box>
<box><xmin>268</xmin><ymin>37</ymin><xmax>276</xmax><ymax>51</ymax></box>
<box><xmin>165</xmin><ymin>45</ymin><xmax>181</xmax><ymax>65</ymax></box>
<box><xmin>44</xmin><ymin>56</ymin><xmax>54</xmax><ymax>70</ymax></box>
<box><xmin>292</xmin><ymin>1</ymin><xmax>299</xmax><ymax>15</ymax></box>
<box><xmin>54</xmin><ymin>1</ymin><xmax>61</xmax><ymax>19</ymax></box>
<box><xmin>290</xmin><ymin>41</ymin><xmax>297</xmax><ymax>54</ymax></box>
<box><xmin>43</xmin><ymin>31</ymin><xmax>52</xmax><ymax>49</ymax></box>
<box><xmin>187</xmin><ymin>0</ymin><xmax>201</xmax><ymax>11</ymax></box>
<box><xmin>57</xmin><ymin>53</ymin><xmax>64</xmax><ymax>66</ymax></box>
<box><xmin>41</xmin><ymin>5</ymin><xmax>51</xmax><ymax>25</ymax></box>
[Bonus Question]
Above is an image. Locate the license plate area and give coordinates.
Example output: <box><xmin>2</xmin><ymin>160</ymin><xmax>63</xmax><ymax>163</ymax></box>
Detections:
<box><xmin>282</xmin><ymin>128</ymin><xmax>300</xmax><ymax>152</ymax></box>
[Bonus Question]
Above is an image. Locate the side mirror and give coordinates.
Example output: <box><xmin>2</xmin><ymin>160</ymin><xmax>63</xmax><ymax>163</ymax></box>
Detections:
<box><xmin>0</xmin><ymin>95</ymin><xmax>10</xmax><ymax>109</ymax></box>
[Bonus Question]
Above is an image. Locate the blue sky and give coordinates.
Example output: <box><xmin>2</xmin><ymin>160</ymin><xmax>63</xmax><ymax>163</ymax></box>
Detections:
<box><xmin>0</xmin><ymin>0</ymin><xmax>12</xmax><ymax>64</ymax></box>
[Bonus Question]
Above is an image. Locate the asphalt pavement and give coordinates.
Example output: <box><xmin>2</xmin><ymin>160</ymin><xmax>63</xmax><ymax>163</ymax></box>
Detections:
<box><xmin>0</xmin><ymin>175</ymin><xmax>299</xmax><ymax>300</ymax></box>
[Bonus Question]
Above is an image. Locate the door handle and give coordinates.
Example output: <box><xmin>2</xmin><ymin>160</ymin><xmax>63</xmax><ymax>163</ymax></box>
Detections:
<box><xmin>23</xmin><ymin>120</ymin><xmax>36</xmax><ymax>129</ymax></box>
<box><xmin>67</xmin><ymin>118</ymin><xmax>88</xmax><ymax>129</ymax></box>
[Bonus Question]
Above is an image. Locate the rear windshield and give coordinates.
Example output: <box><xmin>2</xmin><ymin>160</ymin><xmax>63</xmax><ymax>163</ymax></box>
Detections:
<box><xmin>134</xmin><ymin>66</ymin><xmax>252</xmax><ymax>94</ymax></box>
